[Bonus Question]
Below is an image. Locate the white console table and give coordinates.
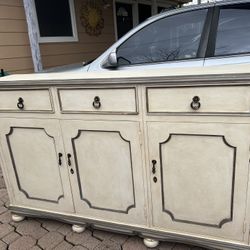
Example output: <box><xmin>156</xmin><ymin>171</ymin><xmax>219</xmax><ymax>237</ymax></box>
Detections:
<box><xmin>0</xmin><ymin>66</ymin><xmax>250</xmax><ymax>250</ymax></box>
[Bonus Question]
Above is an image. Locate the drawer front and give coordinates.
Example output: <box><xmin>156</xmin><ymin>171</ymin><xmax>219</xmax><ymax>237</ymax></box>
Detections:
<box><xmin>147</xmin><ymin>86</ymin><xmax>250</xmax><ymax>114</ymax></box>
<box><xmin>58</xmin><ymin>88</ymin><xmax>138</xmax><ymax>114</ymax></box>
<box><xmin>0</xmin><ymin>89</ymin><xmax>53</xmax><ymax>112</ymax></box>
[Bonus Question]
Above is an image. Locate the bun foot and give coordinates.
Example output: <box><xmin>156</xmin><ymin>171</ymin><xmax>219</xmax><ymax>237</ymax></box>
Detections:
<box><xmin>72</xmin><ymin>224</ymin><xmax>86</xmax><ymax>233</ymax></box>
<box><xmin>143</xmin><ymin>238</ymin><xmax>159</xmax><ymax>248</ymax></box>
<box><xmin>12</xmin><ymin>214</ymin><xmax>25</xmax><ymax>222</ymax></box>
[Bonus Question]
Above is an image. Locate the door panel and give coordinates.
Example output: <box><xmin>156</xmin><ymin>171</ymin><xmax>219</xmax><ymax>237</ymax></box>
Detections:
<box><xmin>61</xmin><ymin>120</ymin><xmax>147</xmax><ymax>226</ymax></box>
<box><xmin>118</xmin><ymin>59</ymin><xmax>204</xmax><ymax>71</ymax></box>
<box><xmin>72</xmin><ymin>130</ymin><xmax>135</xmax><ymax>213</ymax></box>
<box><xmin>0</xmin><ymin>119</ymin><xmax>74</xmax><ymax>213</ymax></box>
<box><xmin>7</xmin><ymin>127</ymin><xmax>63</xmax><ymax>202</ymax></box>
<box><xmin>204</xmin><ymin>54</ymin><xmax>250</xmax><ymax>67</ymax></box>
<box><xmin>147</xmin><ymin>122</ymin><xmax>250</xmax><ymax>242</ymax></box>
<box><xmin>160</xmin><ymin>134</ymin><xmax>234</xmax><ymax>227</ymax></box>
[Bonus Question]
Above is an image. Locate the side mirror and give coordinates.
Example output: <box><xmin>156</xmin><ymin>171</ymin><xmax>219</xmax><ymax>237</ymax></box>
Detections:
<box><xmin>103</xmin><ymin>52</ymin><xmax>118</xmax><ymax>68</ymax></box>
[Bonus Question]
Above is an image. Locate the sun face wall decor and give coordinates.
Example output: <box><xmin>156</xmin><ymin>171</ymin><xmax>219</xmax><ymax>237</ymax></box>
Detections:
<box><xmin>80</xmin><ymin>0</ymin><xmax>105</xmax><ymax>36</ymax></box>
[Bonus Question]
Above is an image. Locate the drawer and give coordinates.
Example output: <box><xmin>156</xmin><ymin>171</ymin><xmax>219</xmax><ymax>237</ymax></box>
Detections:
<box><xmin>147</xmin><ymin>86</ymin><xmax>250</xmax><ymax>114</ymax></box>
<box><xmin>0</xmin><ymin>89</ymin><xmax>53</xmax><ymax>112</ymax></box>
<box><xmin>58</xmin><ymin>87</ymin><xmax>138</xmax><ymax>114</ymax></box>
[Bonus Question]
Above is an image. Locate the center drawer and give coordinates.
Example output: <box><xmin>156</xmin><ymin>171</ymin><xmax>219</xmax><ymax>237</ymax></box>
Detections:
<box><xmin>147</xmin><ymin>86</ymin><xmax>250</xmax><ymax>114</ymax></box>
<box><xmin>58</xmin><ymin>87</ymin><xmax>138</xmax><ymax>114</ymax></box>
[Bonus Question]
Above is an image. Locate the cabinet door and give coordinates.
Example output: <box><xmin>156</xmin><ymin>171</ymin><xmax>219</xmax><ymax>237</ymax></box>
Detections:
<box><xmin>61</xmin><ymin>120</ymin><xmax>147</xmax><ymax>226</ymax></box>
<box><xmin>0</xmin><ymin>119</ymin><xmax>74</xmax><ymax>213</ymax></box>
<box><xmin>147</xmin><ymin>122</ymin><xmax>250</xmax><ymax>242</ymax></box>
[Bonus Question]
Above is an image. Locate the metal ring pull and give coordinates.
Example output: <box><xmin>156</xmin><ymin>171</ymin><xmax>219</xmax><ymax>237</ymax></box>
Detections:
<box><xmin>92</xmin><ymin>96</ymin><xmax>101</xmax><ymax>109</ymax></box>
<box><xmin>190</xmin><ymin>96</ymin><xmax>201</xmax><ymax>111</ymax></box>
<box><xmin>17</xmin><ymin>97</ymin><xmax>24</xmax><ymax>110</ymax></box>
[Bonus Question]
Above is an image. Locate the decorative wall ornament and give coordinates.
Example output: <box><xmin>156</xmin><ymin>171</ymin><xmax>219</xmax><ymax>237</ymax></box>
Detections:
<box><xmin>80</xmin><ymin>0</ymin><xmax>105</xmax><ymax>36</ymax></box>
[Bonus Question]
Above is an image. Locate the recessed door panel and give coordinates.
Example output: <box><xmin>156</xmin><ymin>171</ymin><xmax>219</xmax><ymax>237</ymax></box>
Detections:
<box><xmin>160</xmin><ymin>134</ymin><xmax>235</xmax><ymax>227</ymax></box>
<box><xmin>72</xmin><ymin>130</ymin><xmax>135</xmax><ymax>213</ymax></box>
<box><xmin>148</xmin><ymin>122</ymin><xmax>250</xmax><ymax>242</ymax></box>
<box><xmin>6</xmin><ymin>127</ymin><xmax>63</xmax><ymax>203</ymax></box>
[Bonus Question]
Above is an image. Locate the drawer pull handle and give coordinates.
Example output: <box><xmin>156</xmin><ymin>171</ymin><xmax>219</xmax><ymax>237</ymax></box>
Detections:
<box><xmin>67</xmin><ymin>153</ymin><xmax>72</xmax><ymax>166</ymax></box>
<box><xmin>58</xmin><ymin>153</ymin><xmax>63</xmax><ymax>166</ymax></box>
<box><xmin>152</xmin><ymin>160</ymin><xmax>157</xmax><ymax>174</ymax></box>
<box><xmin>17</xmin><ymin>97</ymin><xmax>24</xmax><ymax>110</ymax></box>
<box><xmin>92</xmin><ymin>96</ymin><xmax>101</xmax><ymax>109</ymax></box>
<box><xmin>191</xmin><ymin>96</ymin><xmax>201</xmax><ymax>111</ymax></box>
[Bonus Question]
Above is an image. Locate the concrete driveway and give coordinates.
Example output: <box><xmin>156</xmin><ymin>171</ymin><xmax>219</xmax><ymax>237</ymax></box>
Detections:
<box><xmin>0</xmin><ymin>168</ymin><xmax>208</xmax><ymax>250</ymax></box>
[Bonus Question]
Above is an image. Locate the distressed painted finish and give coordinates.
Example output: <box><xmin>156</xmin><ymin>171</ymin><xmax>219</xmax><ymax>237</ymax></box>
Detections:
<box><xmin>146</xmin><ymin>86</ymin><xmax>250</xmax><ymax>114</ymax></box>
<box><xmin>58</xmin><ymin>87</ymin><xmax>137</xmax><ymax>114</ymax></box>
<box><xmin>0</xmin><ymin>88</ymin><xmax>53</xmax><ymax>112</ymax></box>
<box><xmin>0</xmin><ymin>119</ymin><xmax>75</xmax><ymax>213</ymax></box>
<box><xmin>61</xmin><ymin>120</ymin><xmax>147</xmax><ymax>226</ymax></box>
<box><xmin>0</xmin><ymin>68</ymin><xmax>250</xmax><ymax>250</ymax></box>
<box><xmin>147</xmin><ymin>122</ymin><xmax>250</xmax><ymax>242</ymax></box>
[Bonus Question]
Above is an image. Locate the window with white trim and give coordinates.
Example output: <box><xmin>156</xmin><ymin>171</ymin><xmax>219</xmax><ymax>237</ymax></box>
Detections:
<box><xmin>33</xmin><ymin>0</ymin><xmax>78</xmax><ymax>43</ymax></box>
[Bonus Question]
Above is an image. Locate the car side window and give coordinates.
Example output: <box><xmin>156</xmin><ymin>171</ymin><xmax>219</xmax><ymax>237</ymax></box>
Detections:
<box><xmin>116</xmin><ymin>9</ymin><xmax>208</xmax><ymax>66</ymax></box>
<box><xmin>215</xmin><ymin>3</ymin><xmax>250</xmax><ymax>56</ymax></box>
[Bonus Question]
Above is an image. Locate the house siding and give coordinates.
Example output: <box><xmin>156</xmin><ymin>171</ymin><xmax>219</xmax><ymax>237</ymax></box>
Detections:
<box><xmin>40</xmin><ymin>0</ymin><xmax>115</xmax><ymax>69</ymax></box>
<box><xmin>0</xmin><ymin>0</ymin><xmax>33</xmax><ymax>74</ymax></box>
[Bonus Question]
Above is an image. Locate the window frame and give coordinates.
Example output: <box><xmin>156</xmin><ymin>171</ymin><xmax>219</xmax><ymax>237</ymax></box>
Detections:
<box><xmin>115</xmin><ymin>7</ymin><xmax>212</xmax><ymax>67</ymax></box>
<box><xmin>32</xmin><ymin>0</ymin><xmax>78</xmax><ymax>43</ymax></box>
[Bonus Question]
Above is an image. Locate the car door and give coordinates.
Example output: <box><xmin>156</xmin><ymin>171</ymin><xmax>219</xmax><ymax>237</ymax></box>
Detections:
<box><xmin>204</xmin><ymin>2</ymin><xmax>250</xmax><ymax>67</ymax></box>
<box><xmin>113</xmin><ymin>8</ymin><xmax>210</xmax><ymax>71</ymax></box>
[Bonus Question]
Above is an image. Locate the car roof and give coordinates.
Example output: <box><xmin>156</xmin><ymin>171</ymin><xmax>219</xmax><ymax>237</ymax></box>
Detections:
<box><xmin>147</xmin><ymin>2</ymin><xmax>213</xmax><ymax>21</ymax></box>
<box><xmin>214</xmin><ymin>0</ymin><xmax>250</xmax><ymax>6</ymax></box>
<box><xmin>148</xmin><ymin>0</ymin><xmax>250</xmax><ymax>21</ymax></box>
